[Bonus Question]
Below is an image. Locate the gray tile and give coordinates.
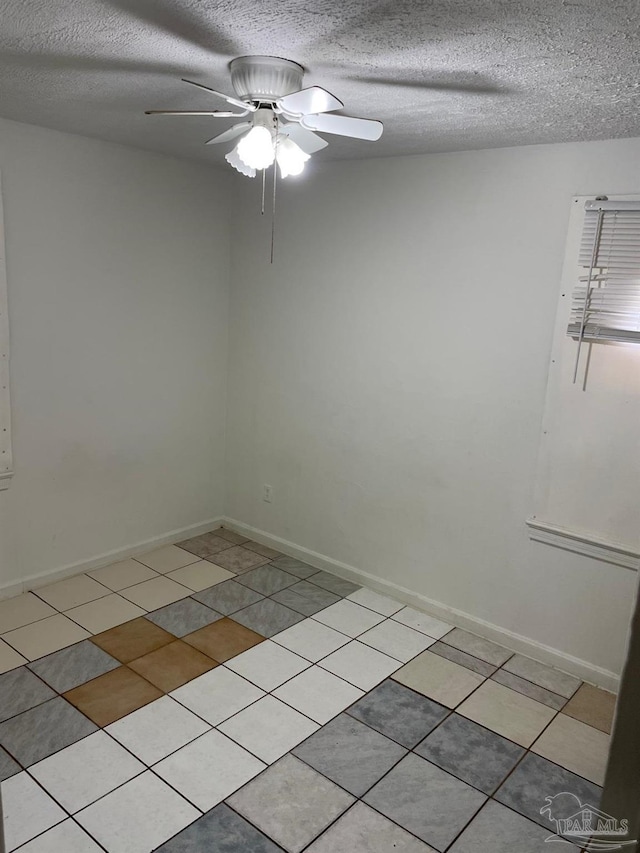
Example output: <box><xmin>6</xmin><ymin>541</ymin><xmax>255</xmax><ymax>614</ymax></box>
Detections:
<box><xmin>207</xmin><ymin>546</ymin><xmax>270</xmax><ymax>573</ymax></box>
<box><xmin>363</xmin><ymin>753</ymin><xmax>486</xmax><ymax>850</ymax></box>
<box><xmin>429</xmin><ymin>642</ymin><xmax>497</xmax><ymax>677</ymax></box>
<box><xmin>309</xmin><ymin>571</ymin><xmax>360</xmax><ymax>597</ymax></box>
<box><xmin>347</xmin><ymin>679</ymin><xmax>449</xmax><ymax>748</ymax></box>
<box><xmin>415</xmin><ymin>713</ymin><xmax>524</xmax><ymax>794</ymax></box>
<box><xmin>215</xmin><ymin>528</ymin><xmax>249</xmax><ymax>545</ymax></box>
<box><xmin>231</xmin><ymin>599</ymin><xmax>304</xmax><ymax>638</ymax></box>
<box><xmin>293</xmin><ymin>712</ymin><xmax>406</xmax><ymax>796</ymax></box>
<box><xmin>156</xmin><ymin>803</ymin><xmax>282</xmax><ymax>852</ymax></box>
<box><xmin>492</xmin><ymin>669</ymin><xmax>566</xmax><ymax>710</ymax></box>
<box><xmin>178</xmin><ymin>532</ymin><xmax>233</xmax><ymax>558</ymax></box>
<box><xmin>306</xmin><ymin>802</ymin><xmax>435</xmax><ymax>852</ymax></box>
<box><xmin>192</xmin><ymin>580</ymin><xmax>264</xmax><ymax>615</ymax></box>
<box><xmin>0</xmin><ymin>667</ymin><xmax>55</xmax><ymax>722</ymax></box>
<box><xmin>236</xmin><ymin>565</ymin><xmax>299</xmax><ymax>596</ymax></box>
<box><xmin>0</xmin><ymin>696</ymin><xmax>97</xmax><ymax>766</ymax></box>
<box><xmin>440</xmin><ymin>629</ymin><xmax>513</xmax><ymax>667</ymax></box>
<box><xmin>271</xmin><ymin>556</ymin><xmax>319</xmax><ymax>579</ymax></box>
<box><xmin>502</xmin><ymin>655</ymin><xmax>581</xmax><ymax>699</ymax></box>
<box><xmin>28</xmin><ymin>639</ymin><xmax>120</xmax><ymax>693</ymax></box>
<box><xmin>272</xmin><ymin>581</ymin><xmax>340</xmax><ymax>616</ymax></box>
<box><xmin>495</xmin><ymin>753</ymin><xmax>601</xmax><ymax>834</ymax></box>
<box><xmin>145</xmin><ymin>598</ymin><xmax>223</xmax><ymax>637</ymax></box>
<box><xmin>0</xmin><ymin>746</ymin><xmax>20</xmax><ymax>781</ymax></box>
<box><xmin>228</xmin><ymin>754</ymin><xmax>354</xmax><ymax>853</ymax></box>
<box><xmin>449</xmin><ymin>799</ymin><xmax>581</xmax><ymax>853</ymax></box>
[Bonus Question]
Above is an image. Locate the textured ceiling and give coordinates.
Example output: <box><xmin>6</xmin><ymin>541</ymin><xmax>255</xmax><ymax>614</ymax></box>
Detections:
<box><xmin>0</xmin><ymin>0</ymin><xmax>639</xmax><ymax>166</ymax></box>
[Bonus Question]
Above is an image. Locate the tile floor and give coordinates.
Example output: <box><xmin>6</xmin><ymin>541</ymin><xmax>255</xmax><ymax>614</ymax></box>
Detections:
<box><xmin>0</xmin><ymin>527</ymin><xmax>616</xmax><ymax>852</ymax></box>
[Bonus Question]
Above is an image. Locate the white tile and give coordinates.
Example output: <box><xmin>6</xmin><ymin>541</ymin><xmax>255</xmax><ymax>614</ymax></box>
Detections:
<box><xmin>532</xmin><ymin>714</ymin><xmax>610</xmax><ymax>785</ymax></box>
<box><xmin>347</xmin><ymin>588</ymin><xmax>404</xmax><ymax>616</ymax></box>
<box><xmin>0</xmin><ymin>592</ymin><xmax>56</xmax><ymax>633</ymax></box>
<box><xmin>166</xmin><ymin>561</ymin><xmax>235</xmax><ymax>591</ymax></box>
<box><xmin>16</xmin><ymin>819</ymin><xmax>104</xmax><ymax>853</ymax></box>
<box><xmin>2</xmin><ymin>771</ymin><xmax>66</xmax><ymax>851</ymax></box>
<box><xmin>119</xmin><ymin>576</ymin><xmax>190</xmax><ymax>610</ymax></box>
<box><xmin>319</xmin><ymin>641</ymin><xmax>400</xmax><ymax>691</ymax></box>
<box><xmin>225</xmin><ymin>640</ymin><xmax>310</xmax><ymax>691</ymax></box>
<box><xmin>273</xmin><ymin>618</ymin><xmax>351</xmax><ymax>662</ymax></box>
<box><xmin>106</xmin><ymin>695</ymin><xmax>210</xmax><ymax>765</ymax></box>
<box><xmin>155</xmin><ymin>729</ymin><xmax>265</xmax><ymax>811</ymax></box>
<box><xmin>134</xmin><ymin>545</ymin><xmax>200</xmax><ymax>574</ymax></box>
<box><xmin>30</xmin><ymin>730</ymin><xmax>145</xmax><ymax>813</ymax></box>
<box><xmin>219</xmin><ymin>695</ymin><xmax>319</xmax><ymax>764</ymax></box>
<box><xmin>358</xmin><ymin>619</ymin><xmax>435</xmax><ymax>662</ymax></box>
<box><xmin>1</xmin><ymin>614</ymin><xmax>89</xmax><ymax>661</ymax></box>
<box><xmin>391</xmin><ymin>607</ymin><xmax>454</xmax><ymax>639</ymax></box>
<box><xmin>274</xmin><ymin>666</ymin><xmax>363</xmax><ymax>724</ymax></box>
<box><xmin>88</xmin><ymin>559</ymin><xmax>159</xmax><ymax>591</ymax></box>
<box><xmin>0</xmin><ymin>638</ymin><xmax>27</xmax><ymax>673</ymax></box>
<box><xmin>36</xmin><ymin>575</ymin><xmax>110</xmax><ymax>611</ymax></box>
<box><xmin>76</xmin><ymin>771</ymin><xmax>199</xmax><ymax>853</ymax></box>
<box><xmin>65</xmin><ymin>594</ymin><xmax>146</xmax><ymax>633</ymax></box>
<box><xmin>313</xmin><ymin>600</ymin><xmax>385</xmax><ymax>637</ymax></box>
<box><xmin>171</xmin><ymin>666</ymin><xmax>264</xmax><ymax>726</ymax></box>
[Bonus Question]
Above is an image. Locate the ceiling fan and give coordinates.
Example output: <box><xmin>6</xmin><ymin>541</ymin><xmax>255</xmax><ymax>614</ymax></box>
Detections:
<box><xmin>145</xmin><ymin>55</ymin><xmax>383</xmax><ymax>178</ymax></box>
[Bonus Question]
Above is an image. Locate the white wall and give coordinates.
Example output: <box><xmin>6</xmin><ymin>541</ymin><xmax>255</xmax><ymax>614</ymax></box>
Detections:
<box><xmin>226</xmin><ymin>136</ymin><xmax>640</xmax><ymax>682</ymax></box>
<box><xmin>0</xmin><ymin>118</ymin><xmax>231</xmax><ymax>591</ymax></box>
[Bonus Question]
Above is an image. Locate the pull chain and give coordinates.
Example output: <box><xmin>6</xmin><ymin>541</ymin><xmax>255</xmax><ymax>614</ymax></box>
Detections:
<box><xmin>271</xmin><ymin>158</ymin><xmax>277</xmax><ymax>264</ymax></box>
<box><xmin>261</xmin><ymin>167</ymin><xmax>266</xmax><ymax>215</ymax></box>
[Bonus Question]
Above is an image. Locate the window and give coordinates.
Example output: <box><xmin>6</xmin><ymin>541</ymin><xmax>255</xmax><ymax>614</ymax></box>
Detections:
<box><xmin>0</xmin><ymin>177</ymin><xmax>12</xmax><ymax>490</ymax></box>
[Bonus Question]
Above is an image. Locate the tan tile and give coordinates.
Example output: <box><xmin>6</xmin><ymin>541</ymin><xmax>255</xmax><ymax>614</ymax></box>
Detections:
<box><xmin>562</xmin><ymin>683</ymin><xmax>617</xmax><ymax>734</ymax></box>
<box><xmin>119</xmin><ymin>576</ymin><xmax>190</xmax><ymax>610</ymax></box>
<box><xmin>89</xmin><ymin>559</ymin><xmax>159</xmax><ymax>592</ymax></box>
<box><xmin>166</xmin><ymin>561</ymin><xmax>235</xmax><ymax>592</ymax></box>
<box><xmin>0</xmin><ymin>592</ymin><xmax>56</xmax><ymax>632</ymax></box>
<box><xmin>458</xmin><ymin>679</ymin><xmax>556</xmax><ymax>747</ymax></box>
<box><xmin>2</xmin><ymin>614</ymin><xmax>89</xmax><ymax>660</ymax></box>
<box><xmin>35</xmin><ymin>574</ymin><xmax>110</xmax><ymax>611</ymax></box>
<box><xmin>242</xmin><ymin>541</ymin><xmax>283</xmax><ymax>559</ymax></box>
<box><xmin>129</xmin><ymin>640</ymin><xmax>217</xmax><ymax>692</ymax></box>
<box><xmin>215</xmin><ymin>528</ymin><xmax>249</xmax><ymax>545</ymax></box>
<box><xmin>64</xmin><ymin>666</ymin><xmax>162</xmax><ymax>727</ymax></box>
<box><xmin>183</xmin><ymin>618</ymin><xmax>264</xmax><ymax>663</ymax></box>
<box><xmin>208</xmin><ymin>547</ymin><xmax>270</xmax><ymax>574</ymax></box>
<box><xmin>66</xmin><ymin>594</ymin><xmax>146</xmax><ymax>633</ymax></box>
<box><xmin>532</xmin><ymin>713</ymin><xmax>610</xmax><ymax>785</ymax></box>
<box><xmin>91</xmin><ymin>617</ymin><xmax>175</xmax><ymax>663</ymax></box>
<box><xmin>391</xmin><ymin>650</ymin><xmax>484</xmax><ymax>708</ymax></box>
<box><xmin>0</xmin><ymin>638</ymin><xmax>28</xmax><ymax>673</ymax></box>
<box><xmin>134</xmin><ymin>545</ymin><xmax>201</xmax><ymax>574</ymax></box>
<box><xmin>178</xmin><ymin>532</ymin><xmax>234</xmax><ymax>559</ymax></box>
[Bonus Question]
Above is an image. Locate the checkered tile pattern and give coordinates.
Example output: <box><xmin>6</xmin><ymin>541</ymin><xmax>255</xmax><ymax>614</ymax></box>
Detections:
<box><xmin>0</xmin><ymin>527</ymin><xmax>613</xmax><ymax>852</ymax></box>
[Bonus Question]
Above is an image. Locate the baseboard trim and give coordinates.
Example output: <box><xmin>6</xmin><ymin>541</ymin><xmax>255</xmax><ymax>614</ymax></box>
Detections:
<box><xmin>223</xmin><ymin>516</ymin><xmax>620</xmax><ymax>692</ymax></box>
<box><xmin>0</xmin><ymin>516</ymin><xmax>223</xmax><ymax>599</ymax></box>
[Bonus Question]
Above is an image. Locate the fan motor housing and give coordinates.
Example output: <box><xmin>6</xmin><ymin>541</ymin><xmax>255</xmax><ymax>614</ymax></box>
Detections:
<box><xmin>230</xmin><ymin>56</ymin><xmax>305</xmax><ymax>103</ymax></box>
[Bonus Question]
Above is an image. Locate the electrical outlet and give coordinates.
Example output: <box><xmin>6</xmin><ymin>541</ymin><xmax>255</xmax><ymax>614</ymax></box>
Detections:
<box><xmin>263</xmin><ymin>484</ymin><xmax>273</xmax><ymax>503</ymax></box>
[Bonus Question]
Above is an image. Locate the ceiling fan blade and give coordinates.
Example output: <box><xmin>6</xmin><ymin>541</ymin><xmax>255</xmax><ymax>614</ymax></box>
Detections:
<box><xmin>145</xmin><ymin>110</ymin><xmax>241</xmax><ymax>117</ymax></box>
<box><xmin>276</xmin><ymin>86</ymin><xmax>343</xmax><ymax>117</ymax></box>
<box><xmin>205</xmin><ymin>122</ymin><xmax>252</xmax><ymax>145</ymax></box>
<box><xmin>300</xmin><ymin>113</ymin><xmax>383</xmax><ymax>141</ymax></box>
<box><xmin>279</xmin><ymin>124</ymin><xmax>328</xmax><ymax>154</ymax></box>
<box><xmin>182</xmin><ymin>78</ymin><xmax>257</xmax><ymax>112</ymax></box>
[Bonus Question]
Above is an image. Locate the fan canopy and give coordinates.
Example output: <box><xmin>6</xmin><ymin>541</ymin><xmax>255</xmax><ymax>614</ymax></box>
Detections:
<box><xmin>229</xmin><ymin>56</ymin><xmax>304</xmax><ymax>103</ymax></box>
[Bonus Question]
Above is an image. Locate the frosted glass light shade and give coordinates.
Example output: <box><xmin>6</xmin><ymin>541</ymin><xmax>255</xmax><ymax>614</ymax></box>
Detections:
<box><xmin>225</xmin><ymin>146</ymin><xmax>256</xmax><ymax>177</ymax></box>
<box><xmin>237</xmin><ymin>126</ymin><xmax>275</xmax><ymax>170</ymax></box>
<box><xmin>276</xmin><ymin>137</ymin><xmax>310</xmax><ymax>178</ymax></box>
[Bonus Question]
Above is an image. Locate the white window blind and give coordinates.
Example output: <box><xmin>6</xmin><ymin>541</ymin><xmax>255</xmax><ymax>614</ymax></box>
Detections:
<box><xmin>568</xmin><ymin>199</ymin><xmax>640</xmax><ymax>347</ymax></box>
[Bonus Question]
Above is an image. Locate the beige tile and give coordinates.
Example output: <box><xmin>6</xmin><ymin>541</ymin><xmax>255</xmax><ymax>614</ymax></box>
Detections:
<box><xmin>0</xmin><ymin>592</ymin><xmax>56</xmax><ymax>632</ymax></box>
<box><xmin>391</xmin><ymin>650</ymin><xmax>484</xmax><ymax>708</ymax></box>
<box><xmin>0</xmin><ymin>638</ymin><xmax>28</xmax><ymax>673</ymax></box>
<box><xmin>89</xmin><ymin>559</ymin><xmax>159</xmax><ymax>592</ymax></box>
<box><xmin>561</xmin><ymin>683</ymin><xmax>617</xmax><ymax>734</ymax></box>
<box><xmin>36</xmin><ymin>574</ymin><xmax>111</xmax><ymax>611</ymax></box>
<box><xmin>120</xmin><ymin>576</ymin><xmax>190</xmax><ymax>611</ymax></box>
<box><xmin>134</xmin><ymin>546</ymin><xmax>201</xmax><ymax>574</ymax></box>
<box><xmin>66</xmin><ymin>594</ymin><xmax>146</xmax><ymax>634</ymax></box>
<box><xmin>458</xmin><ymin>679</ymin><xmax>556</xmax><ymax>747</ymax></box>
<box><xmin>532</xmin><ymin>713</ymin><xmax>610</xmax><ymax>785</ymax></box>
<box><xmin>166</xmin><ymin>561</ymin><xmax>235</xmax><ymax>592</ymax></box>
<box><xmin>2</xmin><ymin>614</ymin><xmax>89</xmax><ymax>660</ymax></box>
